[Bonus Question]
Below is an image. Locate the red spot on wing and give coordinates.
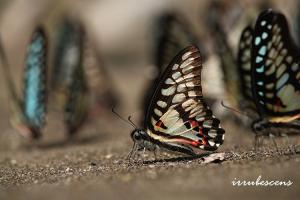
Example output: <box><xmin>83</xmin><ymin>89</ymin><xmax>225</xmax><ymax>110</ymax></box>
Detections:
<box><xmin>169</xmin><ymin>138</ymin><xmax>201</xmax><ymax>147</ymax></box>
<box><xmin>156</xmin><ymin>120</ymin><xmax>163</xmax><ymax>127</ymax></box>
<box><xmin>189</xmin><ymin>120</ymin><xmax>198</xmax><ymax>128</ymax></box>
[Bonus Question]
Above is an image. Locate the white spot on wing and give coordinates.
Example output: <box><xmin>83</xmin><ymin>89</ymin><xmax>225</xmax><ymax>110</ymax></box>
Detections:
<box><xmin>182</xmin><ymin>51</ymin><xmax>192</xmax><ymax>60</ymax></box>
<box><xmin>161</xmin><ymin>86</ymin><xmax>176</xmax><ymax>96</ymax></box>
<box><xmin>177</xmin><ymin>84</ymin><xmax>186</xmax><ymax>92</ymax></box>
<box><xmin>165</xmin><ymin>78</ymin><xmax>175</xmax><ymax>85</ymax></box>
<box><xmin>154</xmin><ymin>108</ymin><xmax>162</xmax><ymax>117</ymax></box>
<box><xmin>172</xmin><ymin>64</ymin><xmax>179</xmax><ymax>70</ymax></box>
<box><xmin>172</xmin><ymin>72</ymin><xmax>181</xmax><ymax>80</ymax></box>
<box><xmin>157</xmin><ymin>100</ymin><xmax>167</xmax><ymax>108</ymax></box>
<box><xmin>208</xmin><ymin>140</ymin><xmax>215</xmax><ymax>146</ymax></box>
<box><xmin>172</xmin><ymin>93</ymin><xmax>186</xmax><ymax>103</ymax></box>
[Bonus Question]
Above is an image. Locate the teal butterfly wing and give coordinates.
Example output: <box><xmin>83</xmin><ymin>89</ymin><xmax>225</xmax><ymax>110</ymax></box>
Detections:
<box><xmin>52</xmin><ymin>18</ymin><xmax>89</xmax><ymax>136</ymax></box>
<box><xmin>22</xmin><ymin>27</ymin><xmax>47</xmax><ymax>138</ymax></box>
<box><xmin>251</xmin><ymin>9</ymin><xmax>300</xmax><ymax>118</ymax></box>
<box><xmin>145</xmin><ymin>46</ymin><xmax>225</xmax><ymax>152</ymax></box>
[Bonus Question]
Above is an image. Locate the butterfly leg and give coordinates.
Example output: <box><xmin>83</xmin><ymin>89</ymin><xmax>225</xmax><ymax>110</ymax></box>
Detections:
<box><xmin>269</xmin><ymin>133</ymin><xmax>279</xmax><ymax>152</ymax></box>
<box><xmin>126</xmin><ymin>142</ymin><xmax>137</xmax><ymax>164</ymax></box>
<box><xmin>254</xmin><ymin>134</ymin><xmax>262</xmax><ymax>152</ymax></box>
<box><xmin>281</xmin><ymin>133</ymin><xmax>296</xmax><ymax>154</ymax></box>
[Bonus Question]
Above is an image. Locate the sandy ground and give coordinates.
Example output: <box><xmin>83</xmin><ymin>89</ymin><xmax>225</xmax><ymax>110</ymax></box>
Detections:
<box><xmin>0</xmin><ymin>64</ymin><xmax>299</xmax><ymax>200</ymax></box>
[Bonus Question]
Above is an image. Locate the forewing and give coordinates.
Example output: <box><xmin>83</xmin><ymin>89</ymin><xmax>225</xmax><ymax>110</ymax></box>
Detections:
<box><xmin>237</xmin><ymin>26</ymin><xmax>254</xmax><ymax>101</ymax></box>
<box><xmin>153</xmin><ymin>13</ymin><xmax>205</xmax><ymax>71</ymax></box>
<box><xmin>251</xmin><ymin>10</ymin><xmax>300</xmax><ymax>116</ymax></box>
<box><xmin>22</xmin><ymin>27</ymin><xmax>47</xmax><ymax>129</ymax></box>
<box><xmin>145</xmin><ymin>46</ymin><xmax>225</xmax><ymax>151</ymax></box>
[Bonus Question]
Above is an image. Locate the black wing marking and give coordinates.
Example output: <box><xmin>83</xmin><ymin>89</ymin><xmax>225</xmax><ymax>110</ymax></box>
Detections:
<box><xmin>251</xmin><ymin>9</ymin><xmax>300</xmax><ymax>117</ymax></box>
<box><xmin>145</xmin><ymin>46</ymin><xmax>225</xmax><ymax>151</ymax></box>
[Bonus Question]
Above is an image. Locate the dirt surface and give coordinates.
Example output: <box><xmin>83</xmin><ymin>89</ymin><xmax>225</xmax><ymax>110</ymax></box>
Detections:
<box><xmin>0</xmin><ymin>103</ymin><xmax>299</xmax><ymax>200</ymax></box>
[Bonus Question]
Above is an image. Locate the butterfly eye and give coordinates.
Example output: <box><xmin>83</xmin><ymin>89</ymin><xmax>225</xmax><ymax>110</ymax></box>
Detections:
<box><xmin>134</xmin><ymin>132</ymin><xmax>142</xmax><ymax>140</ymax></box>
<box><xmin>130</xmin><ymin>131</ymin><xmax>142</xmax><ymax>141</ymax></box>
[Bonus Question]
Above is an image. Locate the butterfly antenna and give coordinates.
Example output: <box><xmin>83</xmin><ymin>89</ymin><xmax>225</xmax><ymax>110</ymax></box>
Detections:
<box><xmin>221</xmin><ymin>101</ymin><xmax>252</xmax><ymax>118</ymax></box>
<box><xmin>112</xmin><ymin>107</ymin><xmax>136</xmax><ymax>129</ymax></box>
<box><xmin>128</xmin><ymin>116</ymin><xmax>137</xmax><ymax>129</ymax></box>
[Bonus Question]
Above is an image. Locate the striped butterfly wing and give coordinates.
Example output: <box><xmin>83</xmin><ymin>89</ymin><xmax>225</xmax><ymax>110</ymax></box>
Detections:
<box><xmin>251</xmin><ymin>9</ymin><xmax>300</xmax><ymax>117</ymax></box>
<box><xmin>145</xmin><ymin>46</ymin><xmax>225</xmax><ymax>151</ymax></box>
<box><xmin>212</xmin><ymin>23</ymin><xmax>242</xmax><ymax>107</ymax></box>
<box><xmin>153</xmin><ymin>13</ymin><xmax>203</xmax><ymax>72</ymax></box>
<box><xmin>237</xmin><ymin>26</ymin><xmax>254</xmax><ymax>102</ymax></box>
<box><xmin>22</xmin><ymin>27</ymin><xmax>47</xmax><ymax>134</ymax></box>
<box><xmin>143</xmin><ymin>13</ymin><xmax>205</xmax><ymax>123</ymax></box>
<box><xmin>65</xmin><ymin>60</ymin><xmax>89</xmax><ymax>135</ymax></box>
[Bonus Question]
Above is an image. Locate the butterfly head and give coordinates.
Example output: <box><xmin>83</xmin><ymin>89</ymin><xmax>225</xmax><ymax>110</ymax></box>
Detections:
<box><xmin>130</xmin><ymin>129</ymin><xmax>148</xmax><ymax>142</ymax></box>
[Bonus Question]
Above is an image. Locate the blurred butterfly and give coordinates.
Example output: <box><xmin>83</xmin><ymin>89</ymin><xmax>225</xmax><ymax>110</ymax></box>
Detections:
<box><xmin>250</xmin><ymin>9</ymin><xmax>300</xmax><ymax>136</ymax></box>
<box><xmin>211</xmin><ymin>16</ymin><xmax>256</xmax><ymax>120</ymax></box>
<box><xmin>142</xmin><ymin>12</ymin><xmax>207</xmax><ymax>123</ymax></box>
<box><xmin>129</xmin><ymin>46</ymin><xmax>225</xmax><ymax>157</ymax></box>
<box><xmin>0</xmin><ymin>27</ymin><xmax>47</xmax><ymax>139</ymax></box>
<box><xmin>208</xmin><ymin>0</ymin><xmax>271</xmax><ymax>114</ymax></box>
<box><xmin>52</xmin><ymin>18</ymin><xmax>89</xmax><ymax>136</ymax></box>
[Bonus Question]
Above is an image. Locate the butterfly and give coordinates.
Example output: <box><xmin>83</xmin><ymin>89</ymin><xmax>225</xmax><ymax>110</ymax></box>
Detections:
<box><xmin>130</xmin><ymin>46</ymin><xmax>225</xmax><ymax>157</ymax></box>
<box><xmin>0</xmin><ymin>27</ymin><xmax>47</xmax><ymax>139</ymax></box>
<box><xmin>250</xmin><ymin>9</ymin><xmax>300</xmax><ymax>136</ymax></box>
<box><xmin>142</xmin><ymin>12</ymin><xmax>206</xmax><ymax>123</ymax></box>
<box><xmin>51</xmin><ymin>18</ymin><xmax>89</xmax><ymax>136</ymax></box>
<box><xmin>208</xmin><ymin>1</ymin><xmax>271</xmax><ymax>114</ymax></box>
<box><xmin>210</xmin><ymin>16</ymin><xmax>257</xmax><ymax>121</ymax></box>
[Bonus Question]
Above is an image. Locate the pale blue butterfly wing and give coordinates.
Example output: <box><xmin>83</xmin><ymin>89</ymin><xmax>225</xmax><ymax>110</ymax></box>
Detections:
<box><xmin>22</xmin><ymin>27</ymin><xmax>47</xmax><ymax>135</ymax></box>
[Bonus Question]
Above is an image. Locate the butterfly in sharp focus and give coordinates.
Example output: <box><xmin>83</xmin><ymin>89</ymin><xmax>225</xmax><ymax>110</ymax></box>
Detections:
<box><xmin>0</xmin><ymin>27</ymin><xmax>47</xmax><ymax>139</ymax></box>
<box><xmin>142</xmin><ymin>12</ymin><xmax>207</xmax><ymax>124</ymax></box>
<box><xmin>130</xmin><ymin>46</ymin><xmax>225</xmax><ymax>157</ymax></box>
<box><xmin>52</xmin><ymin>18</ymin><xmax>89</xmax><ymax>136</ymax></box>
<box><xmin>250</xmin><ymin>9</ymin><xmax>300</xmax><ymax>136</ymax></box>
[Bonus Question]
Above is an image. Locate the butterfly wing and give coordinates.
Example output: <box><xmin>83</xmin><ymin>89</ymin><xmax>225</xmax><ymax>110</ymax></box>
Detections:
<box><xmin>153</xmin><ymin>13</ymin><xmax>205</xmax><ymax>71</ymax></box>
<box><xmin>142</xmin><ymin>13</ymin><xmax>205</xmax><ymax>124</ymax></box>
<box><xmin>251</xmin><ymin>9</ymin><xmax>300</xmax><ymax>117</ymax></box>
<box><xmin>145</xmin><ymin>46</ymin><xmax>225</xmax><ymax>151</ymax></box>
<box><xmin>22</xmin><ymin>27</ymin><xmax>47</xmax><ymax>134</ymax></box>
<box><xmin>52</xmin><ymin>18</ymin><xmax>89</xmax><ymax>135</ymax></box>
<box><xmin>237</xmin><ymin>26</ymin><xmax>254</xmax><ymax>102</ymax></box>
<box><xmin>212</xmin><ymin>22</ymin><xmax>243</xmax><ymax>107</ymax></box>
<box><xmin>65</xmin><ymin>61</ymin><xmax>89</xmax><ymax>135</ymax></box>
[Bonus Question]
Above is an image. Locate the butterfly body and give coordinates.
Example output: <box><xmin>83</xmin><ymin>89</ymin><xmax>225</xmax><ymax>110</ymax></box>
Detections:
<box><xmin>131</xmin><ymin>46</ymin><xmax>225</xmax><ymax>157</ymax></box>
